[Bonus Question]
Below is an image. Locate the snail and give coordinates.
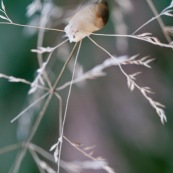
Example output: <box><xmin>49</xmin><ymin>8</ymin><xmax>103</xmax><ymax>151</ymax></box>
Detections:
<box><xmin>64</xmin><ymin>1</ymin><xmax>109</xmax><ymax>42</ymax></box>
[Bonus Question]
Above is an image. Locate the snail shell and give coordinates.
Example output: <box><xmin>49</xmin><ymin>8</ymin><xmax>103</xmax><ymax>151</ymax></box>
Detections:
<box><xmin>64</xmin><ymin>1</ymin><xmax>109</xmax><ymax>42</ymax></box>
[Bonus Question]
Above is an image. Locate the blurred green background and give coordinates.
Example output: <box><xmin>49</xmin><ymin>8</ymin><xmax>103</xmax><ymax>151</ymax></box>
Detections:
<box><xmin>0</xmin><ymin>0</ymin><xmax>173</xmax><ymax>173</ymax></box>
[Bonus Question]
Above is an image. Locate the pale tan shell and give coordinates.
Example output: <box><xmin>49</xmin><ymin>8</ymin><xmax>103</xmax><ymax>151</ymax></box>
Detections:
<box><xmin>64</xmin><ymin>2</ymin><xmax>109</xmax><ymax>42</ymax></box>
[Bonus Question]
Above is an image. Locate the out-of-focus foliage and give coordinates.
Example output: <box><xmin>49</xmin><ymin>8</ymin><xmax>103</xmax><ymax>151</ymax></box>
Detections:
<box><xmin>0</xmin><ymin>0</ymin><xmax>173</xmax><ymax>173</ymax></box>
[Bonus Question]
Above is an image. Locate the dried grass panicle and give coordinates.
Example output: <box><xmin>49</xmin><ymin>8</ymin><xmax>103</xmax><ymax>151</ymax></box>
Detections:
<box><xmin>0</xmin><ymin>0</ymin><xmax>171</xmax><ymax>173</ymax></box>
<box><xmin>0</xmin><ymin>0</ymin><xmax>12</xmax><ymax>23</ymax></box>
